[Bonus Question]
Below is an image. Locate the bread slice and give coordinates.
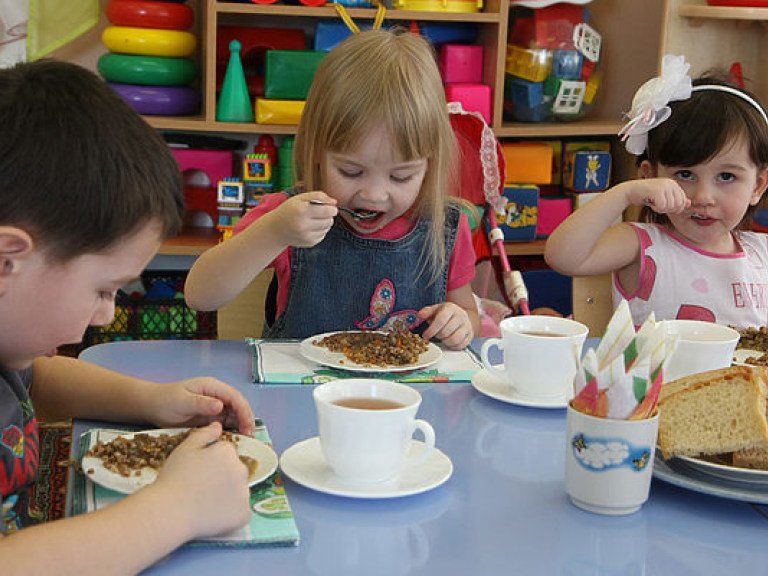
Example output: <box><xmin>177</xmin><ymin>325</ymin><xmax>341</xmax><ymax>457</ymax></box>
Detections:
<box><xmin>733</xmin><ymin>446</ymin><xmax>768</xmax><ymax>470</ymax></box>
<box><xmin>658</xmin><ymin>366</ymin><xmax>768</xmax><ymax>459</ymax></box>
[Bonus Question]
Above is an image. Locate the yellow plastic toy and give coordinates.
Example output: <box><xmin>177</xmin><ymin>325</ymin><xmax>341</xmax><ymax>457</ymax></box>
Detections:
<box><xmin>102</xmin><ymin>26</ymin><xmax>196</xmax><ymax>58</ymax></box>
<box><xmin>255</xmin><ymin>98</ymin><xmax>305</xmax><ymax>125</ymax></box>
<box><xmin>393</xmin><ymin>0</ymin><xmax>481</xmax><ymax>12</ymax></box>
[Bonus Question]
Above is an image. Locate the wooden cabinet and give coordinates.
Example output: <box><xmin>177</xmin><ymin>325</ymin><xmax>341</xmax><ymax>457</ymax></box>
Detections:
<box><xmin>662</xmin><ymin>0</ymin><xmax>768</xmax><ymax>106</ymax></box>
<box><xmin>128</xmin><ymin>0</ymin><xmax>666</xmax><ymax>141</ymax></box>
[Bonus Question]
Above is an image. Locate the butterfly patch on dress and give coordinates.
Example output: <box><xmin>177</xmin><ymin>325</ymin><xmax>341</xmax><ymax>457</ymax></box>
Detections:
<box><xmin>356</xmin><ymin>279</ymin><xmax>422</xmax><ymax>332</ymax></box>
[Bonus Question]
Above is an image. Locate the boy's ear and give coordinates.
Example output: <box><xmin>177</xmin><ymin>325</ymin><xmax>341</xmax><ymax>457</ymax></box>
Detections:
<box><xmin>0</xmin><ymin>227</ymin><xmax>34</xmax><ymax>278</ymax></box>
<box><xmin>750</xmin><ymin>167</ymin><xmax>768</xmax><ymax>206</ymax></box>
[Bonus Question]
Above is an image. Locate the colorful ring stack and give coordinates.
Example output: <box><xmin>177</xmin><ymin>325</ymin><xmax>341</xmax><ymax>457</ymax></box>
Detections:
<box><xmin>99</xmin><ymin>0</ymin><xmax>200</xmax><ymax>116</ymax></box>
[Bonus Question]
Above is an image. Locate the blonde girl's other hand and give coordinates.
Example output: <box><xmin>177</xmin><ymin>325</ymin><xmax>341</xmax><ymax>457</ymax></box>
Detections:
<box><xmin>152</xmin><ymin>423</ymin><xmax>252</xmax><ymax>539</ymax></box>
<box><xmin>417</xmin><ymin>302</ymin><xmax>473</xmax><ymax>351</ymax></box>
<box><xmin>148</xmin><ymin>377</ymin><xmax>257</xmax><ymax>436</ymax></box>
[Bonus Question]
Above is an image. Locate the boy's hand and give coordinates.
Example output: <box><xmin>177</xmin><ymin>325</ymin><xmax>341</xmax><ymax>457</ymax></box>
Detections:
<box><xmin>626</xmin><ymin>178</ymin><xmax>690</xmax><ymax>214</ymax></box>
<box><xmin>152</xmin><ymin>423</ymin><xmax>252</xmax><ymax>538</ymax></box>
<box><xmin>270</xmin><ymin>192</ymin><xmax>337</xmax><ymax>248</ymax></box>
<box><xmin>146</xmin><ymin>377</ymin><xmax>256</xmax><ymax>436</ymax></box>
<box><xmin>418</xmin><ymin>302</ymin><xmax>473</xmax><ymax>350</ymax></box>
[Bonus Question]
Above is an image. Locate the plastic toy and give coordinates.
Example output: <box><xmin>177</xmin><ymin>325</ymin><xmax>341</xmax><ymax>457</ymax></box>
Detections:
<box><xmin>102</xmin><ymin>25</ymin><xmax>196</xmax><ymax>58</ymax></box>
<box><xmin>264</xmin><ymin>50</ymin><xmax>327</xmax><ymax>100</ymax></box>
<box><xmin>501</xmin><ymin>142</ymin><xmax>553</xmax><ymax>184</ymax></box>
<box><xmin>217</xmin><ymin>40</ymin><xmax>254</xmax><ymax>123</ymax></box>
<box><xmin>254</xmin><ymin>135</ymin><xmax>278</xmax><ymax>184</ymax></box>
<box><xmin>105</xmin><ymin>0</ymin><xmax>194</xmax><ymax>30</ymax></box>
<box><xmin>445</xmin><ymin>84</ymin><xmax>491</xmax><ymax>125</ymax></box>
<box><xmin>217</xmin><ymin>178</ymin><xmax>246</xmax><ymax>241</ymax></box>
<box><xmin>439</xmin><ymin>44</ymin><xmax>483</xmax><ymax>84</ymax></box>
<box><xmin>504</xmin><ymin>4</ymin><xmax>602</xmax><ymax>122</ymax></box>
<box><xmin>108</xmin><ymin>82</ymin><xmax>200</xmax><ymax>115</ymax></box>
<box><xmin>216</xmin><ymin>26</ymin><xmax>306</xmax><ymax>98</ymax></box>
<box><xmin>498</xmin><ymin>185</ymin><xmax>539</xmax><ymax>241</ymax></box>
<box><xmin>278</xmin><ymin>136</ymin><xmax>295</xmax><ymax>190</ymax></box>
<box><xmin>536</xmin><ymin>196</ymin><xmax>572</xmax><ymax>238</ymax></box>
<box><xmin>255</xmin><ymin>98</ymin><xmax>305</xmax><ymax>125</ymax></box>
<box><xmin>244</xmin><ymin>153</ymin><xmax>271</xmax><ymax>183</ymax></box>
<box><xmin>98</xmin><ymin>53</ymin><xmax>196</xmax><ymax>86</ymax></box>
<box><xmin>393</xmin><ymin>0</ymin><xmax>482</xmax><ymax>13</ymax></box>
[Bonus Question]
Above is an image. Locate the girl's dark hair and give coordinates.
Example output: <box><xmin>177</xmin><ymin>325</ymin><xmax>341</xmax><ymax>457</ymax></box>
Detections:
<box><xmin>638</xmin><ymin>77</ymin><xmax>768</xmax><ymax>228</ymax></box>
<box><xmin>0</xmin><ymin>59</ymin><xmax>184</xmax><ymax>262</ymax></box>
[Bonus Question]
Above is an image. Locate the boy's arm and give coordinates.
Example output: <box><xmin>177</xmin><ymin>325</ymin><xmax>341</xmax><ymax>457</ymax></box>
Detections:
<box><xmin>185</xmin><ymin>191</ymin><xmax>337</xmax><ymax>312</ymax></box>
<box><xmin>544</xmin><ymin>178</ymin><xmax>688</xmax><ymax>277</ymax></box>
<box><xmin>30</xmin><ymin>356</ymin><xmax>255</xmax><ymax>435</ymax></box>
<box><xmin>0</xmin><ymin>424</ymin><xmax>251</xmax><ymax>575</ymax></box>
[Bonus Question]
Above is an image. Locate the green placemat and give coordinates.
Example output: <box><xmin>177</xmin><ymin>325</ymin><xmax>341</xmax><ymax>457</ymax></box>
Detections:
<box><xmin>248</xmin><ymin>338</ymin><xmax>482</xmax><ymax>384</ymax></box>
<box><xmin>69</xmin><ymin>419</ymin><xmax>299</xmax><ymax>548</ymax></box>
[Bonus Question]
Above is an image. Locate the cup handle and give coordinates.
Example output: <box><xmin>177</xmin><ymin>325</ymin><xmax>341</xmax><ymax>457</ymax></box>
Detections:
<box><xmin>406</xmin><ymin>419</ymin><xmax>435</xmax><ymax>469</ymax></box>
<box><xmin>480</xmin><ymin>338</ymin><xmax>507</xmax><ymax>380</ymax></box>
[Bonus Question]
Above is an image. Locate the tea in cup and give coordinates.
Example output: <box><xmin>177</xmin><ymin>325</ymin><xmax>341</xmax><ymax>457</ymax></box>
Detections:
<box><xmin>480</xmin><ymin>316</ymin><xmax>588</xmax><ymax>402</ymax></box>
<box><xmin>657</xmin><ymin>320</ymin><xmax>739</xmax><ymax>382</ymax></box>
<box><xmin>313</xmin><ymin>379</ymin><xmax>435</xmax><ymax>484</ymax></box>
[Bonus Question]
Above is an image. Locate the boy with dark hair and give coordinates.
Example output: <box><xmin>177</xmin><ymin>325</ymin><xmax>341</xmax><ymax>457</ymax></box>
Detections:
<box><xmin>0</xmin><ymin>59</ymin><xmax>255</xmax><ymax>573</ymax></box>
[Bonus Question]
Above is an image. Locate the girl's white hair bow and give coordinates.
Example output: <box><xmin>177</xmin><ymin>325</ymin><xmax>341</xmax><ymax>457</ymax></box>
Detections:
<box><xmin>618</xmin><ymin>55</ymin><xmax>693</xmax><ymax>155</ymax></box>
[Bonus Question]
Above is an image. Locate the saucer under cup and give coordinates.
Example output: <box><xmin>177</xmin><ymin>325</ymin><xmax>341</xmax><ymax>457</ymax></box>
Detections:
<box><xmin>480</xmin><ymin>316</ymin><xmax>588</xmax><ymax>402</ymax></box>
<box><xmin>314</xmin><ymin>379</ymin><xmax>435</xmax><ymax>485</ymax></box>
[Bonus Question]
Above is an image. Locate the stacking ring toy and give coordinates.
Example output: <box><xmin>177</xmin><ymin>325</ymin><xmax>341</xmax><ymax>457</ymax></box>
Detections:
<box><xmin>102</xmin><ymin>26</ymin><xmax>196</xmax><ymax>58</ymax></box>
<box><xmin>109</xmin><ymin>83</ymin><xmax>201</xmax><ymax>115</ymax></box>
<box><xmin>98</xmin><ymin>53</ymin><xmax>196</xmax><ymax>86</ymax></box>
<box><xmin>106</xmin><ymin>0</ymin><xmax>194</xmax><ymax>30</ymax></box>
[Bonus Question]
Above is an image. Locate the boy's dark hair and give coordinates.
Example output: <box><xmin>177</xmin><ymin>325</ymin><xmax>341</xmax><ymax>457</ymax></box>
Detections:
<box><xmin>639</xmin><ymin>77</ymin><xmax>768</xmax><ymax>228</ymax></box>
<box><xmin>0</xmin><ymin>59</ymin><xmax>184</xmax><ymax>262</ymax></box>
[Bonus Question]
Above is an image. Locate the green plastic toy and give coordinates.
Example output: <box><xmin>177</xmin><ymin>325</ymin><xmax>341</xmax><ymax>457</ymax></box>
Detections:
<box><xmin>217</xmin><ymin>40</ymin><xmax>254</xmax><ymax>123</ymax></box>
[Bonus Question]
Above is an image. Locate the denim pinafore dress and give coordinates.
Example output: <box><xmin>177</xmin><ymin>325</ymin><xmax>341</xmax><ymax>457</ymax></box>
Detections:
<box><xmin>264</xmin><ymin>200</ymin><xmax>460</xmax><ymax>339</ymax></box>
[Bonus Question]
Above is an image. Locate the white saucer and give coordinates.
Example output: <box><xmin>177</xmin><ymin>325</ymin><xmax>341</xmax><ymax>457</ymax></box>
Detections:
<box><xmin>279</xmin><ymin>437</ymin><xmax>453</xmax><ymax>499</ymax></box>
<box><xmin>471</xmin><ymin>367</ymin><xmax>571</xmax><ymax>409</ymax></box>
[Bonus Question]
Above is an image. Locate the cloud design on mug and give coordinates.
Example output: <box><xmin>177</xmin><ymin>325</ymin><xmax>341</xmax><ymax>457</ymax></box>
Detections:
<box><xmin>571</xmin><ymin>434</ymin><xmax>651</xmax><ymax>472</ymax></box>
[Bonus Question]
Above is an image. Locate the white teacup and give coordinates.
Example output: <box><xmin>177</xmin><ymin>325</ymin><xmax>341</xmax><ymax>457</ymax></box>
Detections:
<box><xmin>657</xmin><ymin>320</ymin><xmax>739</xmax><ymax>383</ymax></box>
<box><xmin>480</xmin><ymin>316</ymin><xmax>588</xmax><ymax>402</ymax></box>
<box><xmin>313</xmin><ymin>379</ymin><xmax>435</xmax><ymax>485</ymax></box>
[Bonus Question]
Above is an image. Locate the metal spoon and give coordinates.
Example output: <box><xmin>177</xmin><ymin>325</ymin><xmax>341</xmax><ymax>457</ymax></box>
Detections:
<box><xmin>308</xmin><ymin>199</ymin><xmax>379</xmax><ymax>221</ymax></box>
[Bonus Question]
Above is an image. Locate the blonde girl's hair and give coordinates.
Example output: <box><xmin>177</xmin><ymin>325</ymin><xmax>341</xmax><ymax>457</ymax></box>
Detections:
<box><xmin>295</xmin><ymin>28</ymin><xmax>458</xmax><ymax>284</ymax></box>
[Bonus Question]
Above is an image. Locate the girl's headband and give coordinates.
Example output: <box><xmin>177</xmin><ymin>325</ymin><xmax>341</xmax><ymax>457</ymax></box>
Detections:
<box><xmin>618</xmin><ymin>54</ymin><xmax>768</xmax><ymax>155</ymax></box>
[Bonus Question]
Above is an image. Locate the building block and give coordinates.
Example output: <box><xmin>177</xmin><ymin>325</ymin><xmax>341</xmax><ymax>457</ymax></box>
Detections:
<box><xmin>314</xmin><ymin>21</ymin><xmax>371</xmax><ymax>51</ymax></box>
<box><xmin>565</xmin><ymin>150</ymin><xmax>611</xmax><ymax>192</ymax></box>
<box><xmin>216</xmin><ymin>26</ymin><xmax>306</xmax><ymax>98</ymax></box>
<box><xmin>501</xmin><ymin>142</ymin><xmax>553</xmax><ymax>185</ymax></box>
<box><xmin>505</xmin><ymin>76</ymin><xmax>544</xmax><ymax>109</ymax></box>
<box><xmin>264</xmin><ymin>50</ymin><xmax>327</xmax><ymax>100</ymax></box>
<box><xmin>552</xmin><ymin>49</ymin><xmax>582</xmax><ymax>80</ymax></box>
<box><xmin>505</xmin><ymin>44</ymin><xmax>551</xmax><ymax>83</ymax></box>
<box><xmin>439</xmin><ymin>44</ymin><xmax>483</xmax><ymax>84</ymax></box>
<box><xmin>445</xmin><ymin>83</ymin><xmax>492</xmax><ymax>125</ymax></box>
<box><xmin>536</xmin><ymin>196</ymin><xmax>572</xmax><ymax>238</ymax></box>
<box><xmin>562</xmin><ymin>140</ymin><xmax>610</xmax><ymax>189</ymax></box>
<box><xmin>418</xmin><ymin>22</ymin><xmax>479</xmax><ymax>44</ymax></box>
<box><xmin>255</xmin><ymin>98</ymin><xmax>305</xmax><ymax>125</ymax></box>
<box><xmin>533</xmin><ymin>4</ymin><xmax>586</xmax><ymax>50</ymax></box>
<box><xmin>497</xmin><ymin>185</ymin><xmax>539</xmax><ymax>242</ymax></box>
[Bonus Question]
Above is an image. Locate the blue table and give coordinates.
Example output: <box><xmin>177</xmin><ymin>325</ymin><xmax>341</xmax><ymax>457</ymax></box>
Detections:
<box><xmin>72</xmin><ymin>340</ymin><xmax>768</xmax><ymax>575</ymax></box>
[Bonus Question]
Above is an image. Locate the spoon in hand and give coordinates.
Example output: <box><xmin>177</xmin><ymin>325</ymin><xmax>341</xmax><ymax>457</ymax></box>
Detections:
<box><xmin>308</xmin><ymin>199</ymin><xmax>379</xmax><ymax>221</ymax></box>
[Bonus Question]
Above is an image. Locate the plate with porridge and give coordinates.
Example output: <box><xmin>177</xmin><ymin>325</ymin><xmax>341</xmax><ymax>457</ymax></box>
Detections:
<box><xmin>300</xmin><ymin>330</ymin><xmax>443</xmax><ymax>372</ymax></box>
<box><xmin>81</xmin><ymin>428</ymin><xmax>278</xmax><ymax>494</ymax></box>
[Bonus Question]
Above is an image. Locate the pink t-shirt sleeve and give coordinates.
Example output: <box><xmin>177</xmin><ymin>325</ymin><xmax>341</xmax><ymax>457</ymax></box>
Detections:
<box><xmin>447</xmin><ymin>213</ymin><xmax>476</xmax><ymax>291</ymax></box>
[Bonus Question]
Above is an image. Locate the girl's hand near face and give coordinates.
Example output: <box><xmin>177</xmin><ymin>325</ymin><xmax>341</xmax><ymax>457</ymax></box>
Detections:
<box><xmin>625</xmin><ymin>177</ymin><xmax>690</xmax><ymax>214</ymax></box>
<box><xmin>145</xmin><ymin>377</ymin><xmax>257</xmax><ymax>436</ymax></box>
<box><xmin>418</xmin><ymin>302</ymin><xmax>474</xmax><ymax>351</ymax></box>
<box><xmin>269</xmin><ymin>192</ymin><xmax>337</xmax><ymax>248</ymax></box>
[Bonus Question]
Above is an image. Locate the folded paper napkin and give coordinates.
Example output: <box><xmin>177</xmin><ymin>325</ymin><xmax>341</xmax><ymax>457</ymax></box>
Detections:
<box><xmin>247</xmin><ymin>338</ymin><xmax>483</xmax><ymax>384</ymax></box>
<box><xmin>70</xmin><ymin>419</ymin><xmax>300</xmax><ymax>548</ymax></box>
<box><xmin>571</xmin><ymin>300</ymin><xmax>678</xmax><ymax>420</ymax></box>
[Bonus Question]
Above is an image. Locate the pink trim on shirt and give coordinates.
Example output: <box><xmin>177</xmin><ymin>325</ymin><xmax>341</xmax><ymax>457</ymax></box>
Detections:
<box><xmin>656</xmin><ymin>225</ymin><xmax>745</xmax><ymax>259</ymax></box>
<box><xmin>233</xmin><ymin>193</ymin><xmax>475</xmax><ymax>319</ymax></box>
